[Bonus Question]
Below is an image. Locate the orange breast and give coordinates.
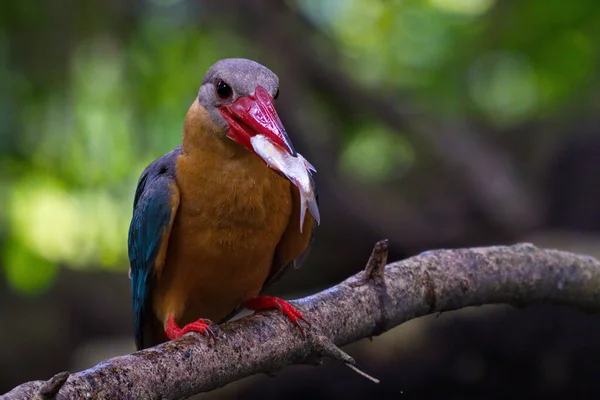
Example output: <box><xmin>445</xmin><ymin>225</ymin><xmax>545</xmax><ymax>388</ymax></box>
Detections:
<box><xmin>152</xmin><ymin>141</ymin><xmax>293</xmax><ymax>326</ymax></box>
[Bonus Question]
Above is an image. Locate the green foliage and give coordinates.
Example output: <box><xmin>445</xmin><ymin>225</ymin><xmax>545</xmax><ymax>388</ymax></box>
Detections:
<box><xmin>3</xmin><ymin>238</ymin><xmax>59</xmax><ymax>295</ymax></box>
<box><xmin>340</xmin><ymin>122</ymin><xmax>414</xmax><ymax>183</ymax></box>
<box><xmin>300</xmin><ymin>0</ymin><xmax>600</xmax><ymax>126</ymax></box>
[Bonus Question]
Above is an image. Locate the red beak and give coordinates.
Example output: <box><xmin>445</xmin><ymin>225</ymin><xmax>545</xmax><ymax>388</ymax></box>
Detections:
<box><xmin>219</xmin><ymin>85</ymin><xmax>296</xmax><ymax>156</ymax></box>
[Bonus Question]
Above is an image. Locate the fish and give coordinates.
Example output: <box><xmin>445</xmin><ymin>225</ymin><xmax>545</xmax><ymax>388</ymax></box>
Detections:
<box><xmin>250</xmin><ymin>134</ymin><xmax>320</xmax><ymax>231</ymax></box>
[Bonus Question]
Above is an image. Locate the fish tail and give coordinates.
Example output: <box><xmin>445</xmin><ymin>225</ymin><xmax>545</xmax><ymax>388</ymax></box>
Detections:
<box><xmin>308</xmin><ymin>194</ymin><xmax>320</xmax><ymax>225</ymax></box>
<box><xmin>299</xmin><ymin>190</ymin><xmax>321</xmax><ymax>231</ymax></box>
<box><xmin>299</xmin><ymin>196</ymin><xmax>306</xmax><ymax>233</ymax></box>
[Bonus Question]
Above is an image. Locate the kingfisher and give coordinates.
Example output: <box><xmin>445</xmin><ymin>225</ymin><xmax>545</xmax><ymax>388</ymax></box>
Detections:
<box><xmin>128</xmin><ymin>58</ymin><xmax>320</xmax><ymax>350</ymax></box>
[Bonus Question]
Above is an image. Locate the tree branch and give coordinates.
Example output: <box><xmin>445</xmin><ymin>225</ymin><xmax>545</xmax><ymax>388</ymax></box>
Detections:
<box><xmin>5</xmin><ymin>242</ymin><xmax>600</xmax><ymax>399</ymax></box>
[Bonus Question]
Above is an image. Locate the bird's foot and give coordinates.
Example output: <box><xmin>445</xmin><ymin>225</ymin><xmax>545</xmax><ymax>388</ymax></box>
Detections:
<box><xmin>244</xmin><ymin>296</ymin><xmax>310</xmax><ymax>336</ymax></box>
<box><xmin>165</xmin><ymin>315</ymin><xmax>216</xmax><ymax>344</ymax></box>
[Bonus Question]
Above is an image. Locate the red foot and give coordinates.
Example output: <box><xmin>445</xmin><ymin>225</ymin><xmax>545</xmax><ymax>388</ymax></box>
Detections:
<box><xmin>165</xmin><ymin>315</ymin><xmax>216</xmax><ymax>344</ymax></box>
<box><xmin>244</xmin><ymin>296</ymin><xmax>309</xmax><ymax>335</ymax></box>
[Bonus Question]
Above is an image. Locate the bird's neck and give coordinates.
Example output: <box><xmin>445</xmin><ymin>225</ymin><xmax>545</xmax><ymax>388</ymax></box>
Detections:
<box><xmin>181</xmin><ymin>100</ymin><xmax>249</xmax><ymax>160</ymax></box>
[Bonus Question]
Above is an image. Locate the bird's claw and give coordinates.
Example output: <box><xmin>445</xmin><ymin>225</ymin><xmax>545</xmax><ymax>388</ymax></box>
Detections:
<box><xmin>165</xmin><ymin>315</ymin><xmax>217</xmax><ymax>345</ymax></box>
<box><xmin>244</xmin><ymin>295</ymin><xmax>310</xmax><ymax>336</ymax></box>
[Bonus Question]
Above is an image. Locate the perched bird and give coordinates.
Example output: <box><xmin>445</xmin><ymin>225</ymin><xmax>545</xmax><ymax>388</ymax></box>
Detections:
<box><xmin>128</xmin><ymin>58</ymin><xmax>320</xmax><ymax>350</ymax></box>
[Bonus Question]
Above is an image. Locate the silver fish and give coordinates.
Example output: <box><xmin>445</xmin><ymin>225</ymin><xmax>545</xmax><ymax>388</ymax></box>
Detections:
<box><xmin>250</xmin><ymin>134</ymin><xmax>320</xmax><ymax>231</ymax></box>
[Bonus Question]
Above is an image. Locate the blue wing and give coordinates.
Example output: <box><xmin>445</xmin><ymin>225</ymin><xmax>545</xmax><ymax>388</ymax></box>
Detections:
<box><xmin>128</xmin><ymin>148</ymin><xmax>180</xmax><ymax>350</ymax></box>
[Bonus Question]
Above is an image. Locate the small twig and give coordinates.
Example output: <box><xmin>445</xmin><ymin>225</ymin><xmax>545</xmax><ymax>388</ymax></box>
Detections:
<box><xmin>345</xmin><ymin>364</ymin><xmax>380</xmax><ymax>384</ymax></box>
<box><xmin>351</xmin><ymin>239</ymin><xmax>389</xmax><ymax>287</ymax></box>
<box><xmin>310</xmin><ymin>332</ymin><xmax>380</xmax><ymax>384</ymax></box>
<box><xmin>311</xmin><ymin>333</ymin><xmax>355</xmax><ymax>364</ymax></box>
<box><xmin>365</xmin><ymin>239</ymin><xmax>389</xmax><ymax>282</ymax></box>
<box><xmin>32</xmin><ymin>372</ymin><xmax>69</xmax><ymax>400</ymax></box>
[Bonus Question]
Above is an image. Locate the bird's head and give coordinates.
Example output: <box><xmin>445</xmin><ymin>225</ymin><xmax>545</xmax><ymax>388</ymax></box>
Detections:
<box><xmin>197</xmin><ymin>58</ymin><xmax>296</xmax><ymax>157</ymax></box>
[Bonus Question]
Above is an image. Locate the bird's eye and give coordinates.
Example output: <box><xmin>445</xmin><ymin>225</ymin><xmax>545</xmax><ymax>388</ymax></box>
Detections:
<box><xmin>274</xmin><ymin>88</ymin><xmax>280</xmax><ymax>100</ymax></box>
<box><xmin>215</xmin><ymin>80</ymin><xmax>232</xmax><ymax>100</ymax></box>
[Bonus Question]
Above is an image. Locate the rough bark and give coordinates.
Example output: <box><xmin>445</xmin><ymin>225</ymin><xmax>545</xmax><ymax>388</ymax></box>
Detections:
<box><xmin>4</xmin><ymin>242</ymin><xmax>600</xmax><ymax>400</ymax></box>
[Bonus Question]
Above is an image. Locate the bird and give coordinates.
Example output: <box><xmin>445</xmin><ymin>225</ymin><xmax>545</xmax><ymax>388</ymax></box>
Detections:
<box><xmin>128</xmin><ymin>58</ymin><xmax>320</xmax><ymax>350</ymax></box>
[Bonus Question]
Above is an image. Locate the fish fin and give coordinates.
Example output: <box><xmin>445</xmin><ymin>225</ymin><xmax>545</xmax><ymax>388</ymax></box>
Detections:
<box><xmin>308</xmin><ymin>195</ymin><xmax>320</xmax><ymax>225</ymax></box>
<box><xmin>299</xmin><ymin>154</ymin><xmax>317</xmax><ymax>172</ymax></box>
<box><xmin>299</xmin><ymin>195</ymin><xmax>306</xmax><ymax>233</ymax></box>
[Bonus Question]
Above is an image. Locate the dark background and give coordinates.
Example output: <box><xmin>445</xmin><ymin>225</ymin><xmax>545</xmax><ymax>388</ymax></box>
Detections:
<box><xmin>2</xmin><ymin>0</ymin><xmax>600</xmax><ymax>398</ymax></box>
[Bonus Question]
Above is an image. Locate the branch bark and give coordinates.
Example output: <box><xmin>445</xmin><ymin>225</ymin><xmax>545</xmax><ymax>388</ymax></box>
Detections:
<box><xmin>4</xmin><ymin>242</ymin><xmax>600</xmax><ymax>399</ymax></box>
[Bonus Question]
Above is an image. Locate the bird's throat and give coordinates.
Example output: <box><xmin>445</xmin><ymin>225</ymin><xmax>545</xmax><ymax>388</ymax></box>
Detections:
<box><xmin>182</xmin><ymin>100</ymin><xmax>251</xmax><ymax>160</ymax></box>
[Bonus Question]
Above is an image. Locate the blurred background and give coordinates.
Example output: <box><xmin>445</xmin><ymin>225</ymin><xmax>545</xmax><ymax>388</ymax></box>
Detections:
<box><xmin>1</xmin><ymin>0</ymin><xmax>600</xmax><ymax>398</ymax></box>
